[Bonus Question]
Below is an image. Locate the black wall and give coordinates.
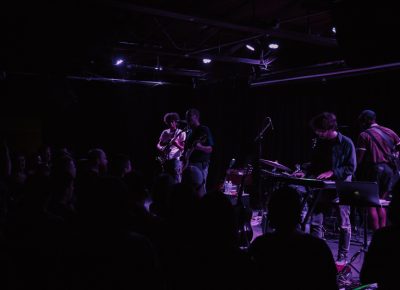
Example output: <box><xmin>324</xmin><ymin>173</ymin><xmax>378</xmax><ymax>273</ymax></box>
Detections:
<box><xmin>2</xmin><ymin>70</ymin><xmax>400</xmax><ymax>189</ymax></box>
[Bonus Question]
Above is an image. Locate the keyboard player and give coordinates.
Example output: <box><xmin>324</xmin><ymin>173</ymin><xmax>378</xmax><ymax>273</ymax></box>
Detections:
<box><xmin>293</xmin><ymin>112</ymin><xmax>357</xmax><ymax>264</ymax></box>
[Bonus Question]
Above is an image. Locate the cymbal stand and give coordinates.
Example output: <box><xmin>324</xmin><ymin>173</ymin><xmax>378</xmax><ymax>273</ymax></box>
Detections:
<box><xmin>254</xmin><ymin>117</ymin><xmax>273</xmax><ymax>234</ymax></box>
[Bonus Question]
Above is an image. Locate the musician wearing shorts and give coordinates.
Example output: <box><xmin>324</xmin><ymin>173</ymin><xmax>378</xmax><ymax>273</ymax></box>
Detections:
<box><xmin>295</xmin><ymin>112</ymin><xmax>356</xmax><ymax>263</ymax></box>
<box><xmin>157</xmin><ymin>112</ymin><xmax>186</xmax><ymax>183</ymax></box>
<box><xmin>356</xmin><ymin>110</ymin><xmax>400</xmax><ymax>230</ymax></box>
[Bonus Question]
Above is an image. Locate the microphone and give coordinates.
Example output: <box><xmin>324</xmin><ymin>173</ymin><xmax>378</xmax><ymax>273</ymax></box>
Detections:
<box><xmin>267</xmin><ymin>117</ymin><xmax>274</xmax><ymax>130</ymax></box>
<box><xmin>177</xmin><ymin>120</ymin><xmax>187</xmax><ymax>124</ymax></box>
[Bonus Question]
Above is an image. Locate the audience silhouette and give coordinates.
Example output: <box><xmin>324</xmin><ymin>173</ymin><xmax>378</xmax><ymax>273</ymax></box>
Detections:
<box><xmin>249</xmin><ymin>186</ymin><xmax>338</xmax><ymax>290</ymax></box>
<box><xmin>361</xmin><ymin>182</ymin><xmax>400</xmax><ymax>289</ymax></box>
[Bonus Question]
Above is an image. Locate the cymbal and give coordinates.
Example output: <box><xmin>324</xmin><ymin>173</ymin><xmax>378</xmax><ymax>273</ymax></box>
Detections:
<box><xmin>259</xmin><ymin>159</ymin><xmax>291</xmax><ymax>172</ymax></box>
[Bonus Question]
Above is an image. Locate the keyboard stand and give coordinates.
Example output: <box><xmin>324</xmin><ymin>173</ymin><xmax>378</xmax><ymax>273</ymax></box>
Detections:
<box><xmin>301</xmin><ymin>187</ymin><xmax>321</xmax><ymax>231</ymax></box>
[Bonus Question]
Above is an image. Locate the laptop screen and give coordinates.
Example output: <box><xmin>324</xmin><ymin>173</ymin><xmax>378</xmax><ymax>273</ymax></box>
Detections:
<box><xmin>336</xmin><ymin>181</ymin><xmax>381</xmax><ymax>207</ymax></box>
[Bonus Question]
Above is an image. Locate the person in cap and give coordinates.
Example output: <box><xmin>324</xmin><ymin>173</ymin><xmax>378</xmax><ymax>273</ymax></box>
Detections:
<box><xmin>356</xmin><ymin>110</ymin><xmax>400</xmax><ymax>230</ymax></box>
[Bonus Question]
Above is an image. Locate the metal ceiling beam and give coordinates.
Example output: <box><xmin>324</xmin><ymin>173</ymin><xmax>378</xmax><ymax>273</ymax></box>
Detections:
<box><xmin>186</xmin><ymin>34</ymin><xmax>263</xmax><ymax>56</ymax></box>
<box><xmin>4</xmin><ymin>71</ymin><xmax>178</xmax><ymax>86</ymax></box>
<box><xmin>203</xmin><ymin>55</ymin><xmax>260</xmax><ymax>65</ymax></box>
<box><xmin>109</xmin><ymin>1</ymin><xmax>337</xmax><ymax>47</ymax></box>
<box><xmin>258</xmin><ymin>60</ymin><xmax>346</xmax><ymax>77</ymax></box>
<box><xmin>125</xmin><ymin>63</ymin><xmax>207</xmax><ymax>77</ymax></box>
<box><xmin>250</xmin><ymin>61</ymin><xmax>400</xmax><ymax>87</ymax></box>
<box><xmin>118</xmin><ymin>42</ymin><xmax>262</xmax><ymax>65</ymax></box>
<box><xmin>67</xmin><ymin>76</ymin><xmax>173</xmax><ymax>86</ymax></box>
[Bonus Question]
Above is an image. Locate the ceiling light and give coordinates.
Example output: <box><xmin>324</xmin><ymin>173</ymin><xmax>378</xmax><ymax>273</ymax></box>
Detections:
<box><xmin>268</xmin><ymin>43</ymin><xmax>279</xmax><ymax>50</ymax></box>
<box><xmin>114</xmin><ymin>59</ymin><xmax>124</xmax><ymax>66</ymax></box>
<box><xmin>246</xmin><ymin>44</ymin><xmax>255</xmax><ymax>51</ymax></box>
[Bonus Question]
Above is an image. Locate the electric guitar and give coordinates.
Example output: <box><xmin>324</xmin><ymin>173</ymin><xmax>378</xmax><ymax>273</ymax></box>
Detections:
<box><xmin>156</xmin><ymin>129</ymin><xmax>185</xmax><ymax>166</ymax></box>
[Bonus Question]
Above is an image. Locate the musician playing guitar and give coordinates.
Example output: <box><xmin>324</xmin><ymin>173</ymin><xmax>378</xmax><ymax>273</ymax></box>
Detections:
<box><xmin>184</xmin><ymin>108</ymin><xmax>214</xmax><ymax>195</ymax></box>
<box><xmin>293</xmin><ymin>112</ymin><xmax>356</xmax><ymax>265</ymax></box>
<box><xmin>157</xmin><ymin>112</ymin><xmax>186</xmax><ymax>183</ymax></box>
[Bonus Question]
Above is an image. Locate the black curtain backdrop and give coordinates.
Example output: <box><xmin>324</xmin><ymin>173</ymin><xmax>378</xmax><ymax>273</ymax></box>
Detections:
<box><xmin>2</xmin><ymin>71</ymin><xmax>400</xmax><ymax>193</ymax></box>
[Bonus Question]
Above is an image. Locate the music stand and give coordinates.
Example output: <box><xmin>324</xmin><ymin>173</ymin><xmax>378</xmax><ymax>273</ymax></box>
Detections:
<box><xmin>336</xmin><ymin>181</ymin><xmax>380</xmax><ymax>274</ymax></box>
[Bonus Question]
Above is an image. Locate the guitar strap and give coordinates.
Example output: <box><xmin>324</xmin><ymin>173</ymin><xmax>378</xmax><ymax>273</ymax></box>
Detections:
<box><xmin>365</xmin><ymin>127</ymin><xmax>395</xmax><ymax>161</ymax></box>
<box><xmin>167</xmin><ymin>129</ymin><xmax>183</xmax><ymax>148</ymax></box>
<box><xmin>172</xmin><ymin>128</ymin><xmax>180</xmax><ymax>139</ymax></box>
<box><xmin>160</xmin><ymin>129</ymin><xmax>182</xmax><ymax>160</ymax></box>
<box><xmin>370</xmin><ymin>127</ymin><xmax>396</xmax><ymax>152</ymax></box>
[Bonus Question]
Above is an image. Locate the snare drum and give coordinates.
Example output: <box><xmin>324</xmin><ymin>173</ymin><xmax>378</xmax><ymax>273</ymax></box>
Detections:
<box><xmin>226</xmin><ymin>168</ymin><xmax>253</xmax><ymax>186</ymax></box>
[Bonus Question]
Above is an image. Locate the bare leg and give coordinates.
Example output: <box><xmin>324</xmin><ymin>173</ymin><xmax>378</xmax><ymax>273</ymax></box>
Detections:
<box><xmin>376</xmin><ymin>191</ymin><xmax>389</xmax><ymax>229</ymax></box>
<box><xmin>377</xmin><ymin>207</ymin><xmax>387</xmax><ymax>228</ymax></box>
<box><xmin>368</xmin><ymin>207</ymin><xmax>379</xmax><ymax>231</ymax></box>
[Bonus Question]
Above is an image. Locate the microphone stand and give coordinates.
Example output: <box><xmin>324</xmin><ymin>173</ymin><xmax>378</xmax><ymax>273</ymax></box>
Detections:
<box><xmin>254</xmin><ymin>118</ymin><xmax>273</xmax><ymax>143</ymax></box>
<box><xmin>253</xmin><ymin>117</ymin><xmax>273</xmax><ymax>234</ymax></box>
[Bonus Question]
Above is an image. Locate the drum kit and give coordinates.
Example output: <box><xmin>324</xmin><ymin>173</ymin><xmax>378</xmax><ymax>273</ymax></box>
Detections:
<box><xmin>226</xmin><ymin>159</ymin><xmax>292</xmax><ymax>190</ymax></box>
<box><xmin>226</xmin><ymin>168</ymin><xmax>253</xmax><ymax>188</ymax></box>
<box><xmin>259</xmin><ymin>159</ymin><xmax>292</xmax><ymax>173</ymax></box>
<box><xmin>224</xmin><ymin>158</ymin><xmax>294</xmax><ymax>238</ymax></box>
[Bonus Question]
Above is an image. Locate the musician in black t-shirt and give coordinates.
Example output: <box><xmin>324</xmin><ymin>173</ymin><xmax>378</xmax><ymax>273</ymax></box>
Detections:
<box><xmin>184</xmin><ymin>108</ymin><xmax>214</xmax><ymax>196</ymax></box>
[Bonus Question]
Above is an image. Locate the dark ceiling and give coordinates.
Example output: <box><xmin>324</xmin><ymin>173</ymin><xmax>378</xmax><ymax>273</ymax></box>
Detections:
<box><xmin>1</xmin><ymin>0</ymin><xmax>400</xmax><ymax>86</ymax></box>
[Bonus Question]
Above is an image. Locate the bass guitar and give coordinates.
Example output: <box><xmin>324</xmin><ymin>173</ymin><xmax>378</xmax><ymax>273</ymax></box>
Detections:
<box><xmin>181</xmin><ymin>133</ymin><xmax>207</xmax><ymax>171</ymax></box>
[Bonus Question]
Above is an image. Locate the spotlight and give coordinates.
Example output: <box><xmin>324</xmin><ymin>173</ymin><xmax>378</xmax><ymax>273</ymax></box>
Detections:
<box><xmin>114</xmin><ymin>59</ymin><xmax>124</xmax><ymax>66</ymax></box>
<box><xmin>202</xmin><ymin>58</ymin><xmax>212</xmax><ymax>64</ymax></box>
<box><xmin>268</xmin><ymin>43</ymin><xmax>279</xmax><ymax>50</ymax></box>
<box><xmin>246</xmin><ymin>44</ymin><xmax>255</xmax><ymax>51</ymax></box>
<box><xmin>155</xmin><ymin>66</ymin><xmax>163</xmax><ymax>71</ymax></box>
<box><xmin>332</xmin><ymin>27</ymin><xmax>336</xmax><ymax>34</ymax></box>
